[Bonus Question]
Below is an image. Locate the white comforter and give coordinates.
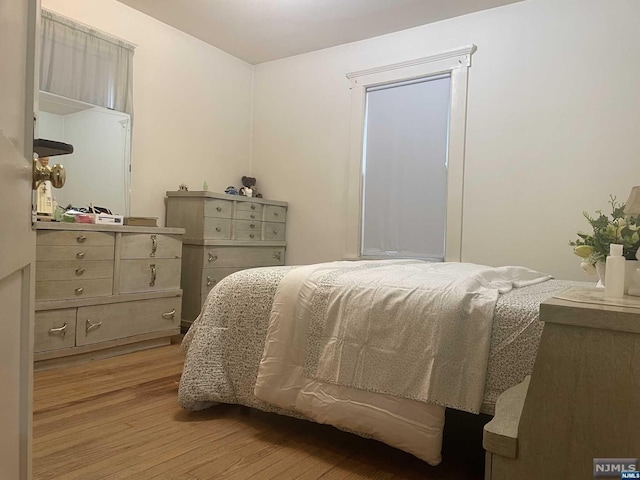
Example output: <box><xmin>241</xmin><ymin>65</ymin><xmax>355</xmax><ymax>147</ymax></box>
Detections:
<box><xmin>254</xmin><ymin>260</ymin><xmax>551</xmax><ymax>464</ymax></box>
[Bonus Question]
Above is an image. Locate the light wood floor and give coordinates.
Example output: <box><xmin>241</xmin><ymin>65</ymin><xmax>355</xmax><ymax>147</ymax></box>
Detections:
<box><xmin>33</xmin><ymin>342</ymin><xmax>486</xmax><ymax>479</ymax></box>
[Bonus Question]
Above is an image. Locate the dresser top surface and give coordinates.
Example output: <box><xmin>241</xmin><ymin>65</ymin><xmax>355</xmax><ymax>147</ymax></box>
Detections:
<box><xmin>542</xmin><ymin>287</ymin><xmax>640</xmax><ymax>334</ymax></box>
<box><xmin>35</xmin><ymin>222</ymin><xmax>185</xmax><ymax>235</ymax></box>
<box><xmin>166</xmin><ymin>190</ymin><xmax>288</xmax><ymax>207</ymax></box>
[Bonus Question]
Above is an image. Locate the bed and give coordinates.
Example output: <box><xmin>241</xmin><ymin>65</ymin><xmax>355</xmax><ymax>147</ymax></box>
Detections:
<box><xmin>178</xmin><ymin>259</ymin><xmax>589</xmax><ymax>465</ymax></box>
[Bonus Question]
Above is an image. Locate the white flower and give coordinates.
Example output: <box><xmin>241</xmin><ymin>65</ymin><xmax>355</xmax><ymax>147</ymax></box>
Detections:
<box><xmin>581</xmin><ymin>261</ymin><xmax>597</xmax><ymax>275</ymax></box>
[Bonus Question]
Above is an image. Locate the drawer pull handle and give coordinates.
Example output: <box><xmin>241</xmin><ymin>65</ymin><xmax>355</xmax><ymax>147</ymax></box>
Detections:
<box><xmin>162</xmin><ymin>309</ymin><xmax>176</xmax><ymax>319</ymax></box>
<box><xmin>48</xmin><ymin>323</ymin><xmax>67</xmax><ymax>337</ymax></box>
<box><xmin>208</xmin><ymin>252</ymin><xmax>218</xmax><ymax>263</ymax></box>
<box><xmin>249</xmin><ymin>234</ymin><xmax>255</xmax><ymax>239</ymax></box>
<box><xmin>207</xmin><ymin>276</ymin><xmax>217</xmax><ymax>288</ymax></box>
<box><xmin>272</xmin><ymin>230</ymin><xmax>278</xmax><ymax>235</ymax></box>
<box><xmin>215</xmin><ymin>227</ymin><xmax>221</xmax><ymax>232</ymax></box>
<box><xmin>76</xmin><ymin>252</ymin><xmax>85</xmax><ymax>259</ymax></box>
<box><xmin>250</xmin><ymin>224</ymin><xmax>255</xmax><ymax>229</ymax></box>
<box><xmin>76</xmin><ymin>235</ymin><xmax>87</xmax><ymax>243</ymax></box>
<box><xmin>272</xmin><ymin>251</ymin><xmax>282</xmax><ymax>261</ymax></box>
<box><xmin>150</xmin><ymin>235</ymin><xmax>157</xmax><ymax>257</ymax></box>
<box><xmin>86</xmin><ymin>319</ymin><xmax>102</xmax><ymax>333</ymax></box>
<box><xmin>216</xmin><ymin>206</ymin><xmax>222</xmax><ymax>212</ymax></box>
<box><xmin>75</xmin><ymin>287</ymin><xmax>84</xmax><ymax>295</ymax></box>
<box><xmin>75</xmin><ymin>268</ymin><xmax>85</xmax><ymax>276</ymax></box>
<box><xmin>250</xmin><ymin>214</ymin><xmax>256</xmax><ymax>219</ymax></box>
<box><xmin>250</xmin><ymin>204</ymin><xmax>256</xmax><ymax>210</ymax></box>
<box><xmin>273</xmin><ymin>212</ymin><xmax>279</xmax><ymax>217</ymax></box>
<box><xmin>149</xmin><ymin>264</ymin><xmax>156</xmax><ymax>287</ymax></box>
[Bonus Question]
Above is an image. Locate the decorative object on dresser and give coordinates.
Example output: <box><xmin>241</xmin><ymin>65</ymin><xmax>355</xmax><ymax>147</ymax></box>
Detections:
<box><xmin>165</xmin><ymin>190</ymin><xmax>287</xmax><ymax>329</ymax></box>
<box><xmin>123</xmin><ymin>216</ymin><xmax>158</xmax><ymax>227</ymax></box>
<box><xmin>35</xmin><ymin>223</ymin><xmax>184</xmax><ymax>369</ymax></box>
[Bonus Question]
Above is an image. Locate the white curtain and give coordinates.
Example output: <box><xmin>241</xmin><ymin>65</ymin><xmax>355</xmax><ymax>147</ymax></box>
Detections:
<box><xmin>40</xmin><ymin>9</ymin><xmax>134</xmax><ymax>115</ymax></box>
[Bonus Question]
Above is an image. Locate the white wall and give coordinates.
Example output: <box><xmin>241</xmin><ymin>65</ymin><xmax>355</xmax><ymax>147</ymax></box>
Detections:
<box><xmin>41</xmin><ymin>0</ymin><xmax>254</xmax><ymax>224</ymax></box>
<box><xmin>252</xmin><ymin>0</ymin><xmax>640</xmax><ymax>280</ymax></box>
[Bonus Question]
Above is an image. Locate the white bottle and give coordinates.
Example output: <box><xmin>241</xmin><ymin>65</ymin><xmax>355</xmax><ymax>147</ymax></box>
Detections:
<box><xmin>604</xmin><ymin>243</ymin><xmax>625</xmax><ymax>298</ymax></box>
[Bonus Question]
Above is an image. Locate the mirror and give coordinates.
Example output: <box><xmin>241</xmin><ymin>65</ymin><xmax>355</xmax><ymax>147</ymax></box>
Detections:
<box><xmin>36</xmin><ymin>91</ymin><xmax>132</xmax><ymax>216</ymax></box>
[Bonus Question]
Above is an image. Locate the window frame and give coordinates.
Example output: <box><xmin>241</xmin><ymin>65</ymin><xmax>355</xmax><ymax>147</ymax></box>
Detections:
<box><xmin>345</xmin><ymin>44</ymin><xmax>476</xmax><ymax>262</ymax></box>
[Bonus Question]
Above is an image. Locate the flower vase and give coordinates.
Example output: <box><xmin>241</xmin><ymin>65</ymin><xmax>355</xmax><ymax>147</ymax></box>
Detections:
<box><xmin>595</xmin><ymin>260</ymin><xmax>640</xmax><ymax>294</ymax></box>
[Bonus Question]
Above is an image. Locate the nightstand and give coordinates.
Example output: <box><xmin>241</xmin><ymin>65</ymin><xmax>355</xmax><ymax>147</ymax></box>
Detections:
<box><xmin>484</xmin><ymin>287</ymin><xmax>640</xmax><ymax>480</ymax></box>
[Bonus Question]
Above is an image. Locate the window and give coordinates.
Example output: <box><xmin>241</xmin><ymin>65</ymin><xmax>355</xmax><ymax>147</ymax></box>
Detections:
<box><xmin>362</xmin><ymin>75</ymin><xmax>451</xmax><ymax>259</ymax></box>
<box><xmin>40</xmin><ymin>9</ymin><xmax>135</xmax><ymax>115</ymax></box>
<box><xmin>345</xmin><ymin>45</ymin><xmax>476</xmax><ymax>261</ymax></box>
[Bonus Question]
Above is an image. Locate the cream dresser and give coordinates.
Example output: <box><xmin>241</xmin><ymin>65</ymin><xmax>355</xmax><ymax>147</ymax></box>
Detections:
<box><xmin>35</xmin><ymin>223</ymin><xmax>184</xmax><ymax>368</ymax></box>
<box><xmin>165</xmin><ymin>191</ymin><xmax>288</xmax><ymax>327</ymax></box>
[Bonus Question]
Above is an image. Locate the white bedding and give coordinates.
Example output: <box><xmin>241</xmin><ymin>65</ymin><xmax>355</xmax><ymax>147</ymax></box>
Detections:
<box><xmin>178</xmin><ymin>263</ymin><xmax>588</xmax><ymax>466</ymax></box>
<box><xmin>254</xmin><ymin>260</ymin><xmax>552</xmax><ymax>464</ymax></box>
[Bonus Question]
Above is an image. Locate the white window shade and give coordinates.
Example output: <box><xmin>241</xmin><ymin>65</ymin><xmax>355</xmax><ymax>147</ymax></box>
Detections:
<box><xmin>362</xmin><ymin>75</ymin><xmax>451</xmax><ymax>259</ymax></box>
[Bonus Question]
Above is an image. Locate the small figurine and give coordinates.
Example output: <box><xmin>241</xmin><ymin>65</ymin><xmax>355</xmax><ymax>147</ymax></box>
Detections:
<box><xmin>225</xmin><ymin>186</ymin><xmax>239</xmax><ymax>195</ymax></box>
<box><xmin>178</xmin><ymin>183</ymin><xmax>189</xmax><ymax>191</ymax></box>
<box><xmin>239</xmin><ymin>176</ymin><xmax>262</xmax><ymax>198</ymax></box>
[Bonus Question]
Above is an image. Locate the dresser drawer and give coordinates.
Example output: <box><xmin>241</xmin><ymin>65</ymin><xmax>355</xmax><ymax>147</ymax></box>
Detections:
<box><xmin>204</xmin><ymin>199</ymin><xmax>233</xmax><ymax>218</ymax></box>
<box><xmin>36</xmin><ymin>245</ymin><xmax>115</xmax><ymax>262</ymax></box>
<box><xmin>203</xmin><ymin>217</ymin><xmax>232</xmax><ymax>239</ymax></box>
<box><xmin>264</xmin><ymin>205</ymin><xmax>286</xmax><ymax>223</ymax></box>
<box><xmin>36</xmin><ymin>230</ymin><xmax>115</xmax><ymax>246</ymax></box>
<box><xmin>264</xmin><ymin>222</ymin><xmax>286</xmax><ymax>241</ymax></box>
<box><xmin>235</xmin><ymin>201</ymin><xmax>263</xmax><ymax>220</ymax></box>
<box><xmin>200</xmin><ymin>267</ymin><xmax>244</xmax><ymax>294</ymax></box>
<box><xmin>76</xmin><ymin>297</ymin><xmax>181</xmax><ymax>346</ymax></box>
<box><xmin>36</xmin><ymin>260</ymin><xmax>113</xmax><ymax>282</ymax></box>
<box><xmin>120</xmin><ymin>233</ymin><xmax>182</xmax><ymax>259</ymax></box>
<box><xmin>36</xmin><ymin>278</ymin><xmax>113</xmax><ymax>301</ymax></box>
<box><xmin>118</xmin><ymin>259</ymin><xmax>181</xmax><ymax>293</ymax></box>
<box><xmin>204</xmin><ymin>246</ymin><xmax>285</xmax><ymax>268</ymax></box>
<box><xmin>235</xmin><ymin>219</ymin><xmax>262</xmax><ymax>241</ymax></box>
<box><xmin>34</xmin><ymin>309</ymin><xmax>76</xmax><ymax>353</ymax></box>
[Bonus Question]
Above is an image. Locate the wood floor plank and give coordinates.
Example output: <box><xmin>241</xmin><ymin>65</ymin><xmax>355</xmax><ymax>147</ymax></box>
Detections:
<box><xmin>33</xmin><ymin>342</ymin><xmax>485</xmax><ymax>480</ymax></box>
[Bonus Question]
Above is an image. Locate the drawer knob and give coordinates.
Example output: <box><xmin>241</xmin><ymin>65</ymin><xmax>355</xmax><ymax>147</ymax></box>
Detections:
<box><xmin>149</xmin><ymin>264</ymin><xmax>156</xmax><ymax>287</ymax></box>
<box><xmin>272</xmin><ymin>251</ymin><xmax>282</xmax><ymax>261</ymax></box>
<box><xmin>250</xmin><ymin>214</ymin><xmax>256</xmax><ymax>219</ymax></box>
<box><xmin>75</xmin><ymin>268</ymin><xmax>85</xmax><ymax>276</ymax></box>
<box><xmin>249</xmin><ymin>234</ymin><xmax>255</xmax><ymax>239</ymax></box>
<box><xmin>162</xmin><ymin>308</ymin><xmax>176</xmax><ymax>319</ymax></box>
<box><xmin>208</xmin><ymin>252</ymin><xmax>218</xmax><ymax>263</ymax></box>
<box><xmin>75</xmin><ymin>287</ymin><xmax>84</xmax><ymax>295</ymax></box>
<box><xmin>272</xmin><ymin>230</ymin><xmax>278</xmax><ymax>235</ymax></box>
<box><xmin>48</xmin><ymin>323</ymin><xmax>67</xmax><ymax>337</ymax></box>
<box><xmin>250</xmin><ymin>224</ymin><xmax>255</xmax><ymax>229</ymax></box>
<box><xmin>216</xmin><ymin>206</ymin><xmax>222</xmax><ymax>212</ymax></box>
<box><xmin>250</xmin><ymin>204</ymin><xmax>256</xmax><ymax>210</ymax></box>
<box><xmin>206</xmin><ymin>276</ymin><xmax>217</xmax><ymax>288</ymax></box>
<box><xmin>215</xmin><ymin>227</ymin><xmax>221</xmax><ymax>232</ymax></box>
<box><xmin>86</xmin><ymin>319</ymin><xmax>102</xmax><ymax>333</ymax></box>
<box><xmin>150</xmin><ymin>235</ymin><xmax>157</xmax><ymax>257</ymax></box>
<box><xmin>76</xmin><ymin>235</ymin><xmax>87</xmax><ymax>243</ymax></box>
<box><xmin>273</xmin><ymin>212</ymin><xmax>279</xmax><ymax>217</ymax></box>
<box><xmin>76</xmin><ymin>252</ymin><xmax>85</xmax><ymax>259</ymax></box>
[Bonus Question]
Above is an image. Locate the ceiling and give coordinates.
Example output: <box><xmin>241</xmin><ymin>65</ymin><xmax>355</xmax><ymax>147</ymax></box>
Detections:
<box><xmin>117</xmin><ymin>0</ymin><xmax>523</xmax><ymax>64</ymax></box>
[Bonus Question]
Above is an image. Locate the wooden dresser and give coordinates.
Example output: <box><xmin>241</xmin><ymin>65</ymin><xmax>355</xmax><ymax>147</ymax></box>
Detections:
<box><xmin>35</xmin><ymin>223</ymin><xmax>184</xmax><ymax>368</ymax></box>
<box><xmin>165</xmin><ymin>191</ymin><xmax>288</xmax><ymax>327</ymax></box>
